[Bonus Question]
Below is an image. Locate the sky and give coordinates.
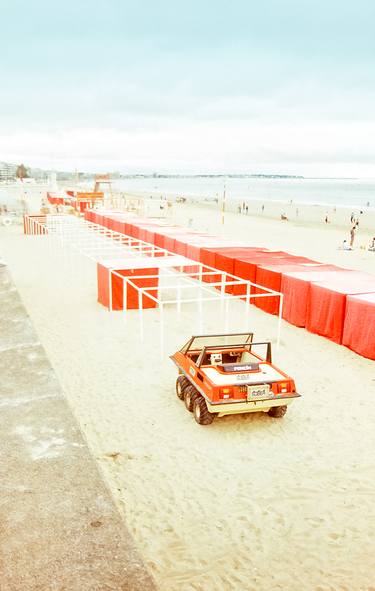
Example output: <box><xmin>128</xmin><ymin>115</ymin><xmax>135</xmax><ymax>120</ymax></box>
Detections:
<box><xmin>1</xmin><ymin>0</ymin><xmax>375</xmax><ymax>176</ymax></box>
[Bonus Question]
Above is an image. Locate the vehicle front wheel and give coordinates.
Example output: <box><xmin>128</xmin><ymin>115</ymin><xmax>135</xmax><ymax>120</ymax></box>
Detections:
<box><xmin>184</xmin><ymin>385</ymin><xmax>199</xmax><ymax>412</ymax></box>
<box><xmin>176</xmin><ymin>375</ymin><xmax>190</xmax><ymax>400</ymax></box>
<box><xmin>268</xmin><ymin>405</ymin><xmax>287</xmax><ymax>418</ymax></box>
<box><xmin>193</xmin><ymin>396</ymin><xmax>214</xmax><ymax>425</ymax></box>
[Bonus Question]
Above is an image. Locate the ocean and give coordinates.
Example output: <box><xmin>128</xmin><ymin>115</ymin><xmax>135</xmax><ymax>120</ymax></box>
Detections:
<box><xmin>1</xmin><ymin>177</ymin><xmax>375</xmax><ymax>212</ymax></box>
<box><xmin>112</xmin><ymin>177</ymin><xmax>375</xmax><ymax>209</ymax></box>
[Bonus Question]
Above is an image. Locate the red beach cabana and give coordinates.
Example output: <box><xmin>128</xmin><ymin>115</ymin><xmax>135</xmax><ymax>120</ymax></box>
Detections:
<box><xmin>173</xmin><ymin>232</ymin><xmax>208</xmax><ymax>257</ymax></box>
<box><xmin>47</xmin><ymin>192</ymin><xmax>65</xmax><ymax>206</ymax></box>
<box><xmin>254</xmin><ymin>258</ymin><xmax>321</xmax><ymax>315</ymax></box>
<box><xmin>198</xmin><ymin>245</ymin><xmax>249</xmax><ymax>283</ymax></box>
<box><xmin>152</xmin><ymin>225</ymin><xmax>181</xmax><ymax>249</ymax></box>
<box><xmin>342</xmin><ymin>293</ymin><xmax>375</xmax><ymax>360</ymax></box>
<box><xmin>215</xmin><ymin>247</ymin><xmax>265</xmax><ymax>277</ymax></box>
<box><xmin>162</xmin><ymin>228</ymin><xmax>192</xmax><ymax>253</ymax></box>
<box><xmin>110</xmin><ymin>215</ymin><xmax>129</xmax><ymax>235</ymax></box>
<box><xmin>97</xmin><ymin>258</ymin><xmax>159</xmax><ymax>310</ymax></box>
<box><xmin>306</xmin><ymin>273</ymin><xmax>375</xmax><ymax>343</ymax></box>
<box><xmin>232</xmin><ymin>252</ymin><xmax>291</xmax><ymax>296</ymax></box>
<box><xmin>186</xmin><ymin>238</ymin><xmax>224</xmax><ymax>263</ymax></box>
<box><xmin>280</xmin><ymin>267</ymin><xmax>351</xmax><ymax>327</ymax></box>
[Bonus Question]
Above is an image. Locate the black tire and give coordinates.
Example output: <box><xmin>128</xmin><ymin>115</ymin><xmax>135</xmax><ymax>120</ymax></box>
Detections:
<box><xmin>268</xmin><ymin>405</ymin><xmax>287</xmax><ymax>418</ymax></box>
<box><xmin>176</xmin><ymin>375</ymin><xmax>190</xmax><ymax>401</ymax></box>
<box><xmin>193</xmin><ymin>396</ymin><xmax>215</xmax><ymax>425</ymax></box>
<box><xmin>184</xmin><ymin>384</ymin><xmax>199</xmax><ymax>412</ymax></box>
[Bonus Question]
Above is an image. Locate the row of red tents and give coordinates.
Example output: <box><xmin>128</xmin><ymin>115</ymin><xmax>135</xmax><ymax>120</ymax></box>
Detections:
<box><xmin>84</xmin><ymin>209</ymin><xmax>375</xmax><ymax>361</ymax></box>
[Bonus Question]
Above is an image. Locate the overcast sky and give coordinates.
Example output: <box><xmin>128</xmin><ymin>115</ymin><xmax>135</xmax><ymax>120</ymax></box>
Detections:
<box><xmin>1</xmin><ymin>0</ymin><xmax>375</xmax><ymax>176</ymax></box>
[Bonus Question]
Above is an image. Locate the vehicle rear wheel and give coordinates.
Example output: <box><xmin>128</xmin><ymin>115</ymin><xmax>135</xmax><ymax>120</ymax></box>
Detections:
<box><xmin>193</xmin><ymin>396</ymin><xmax>214</xmax><ymax>425</ymax></box>
<box><xmin>268</xmin><ymin>405</ymin><xmax>287</xmax><ymax>418</ymax></box>
<box><xmin>176</xmin><ymin>375</ymin><xmax>190</xmax><ymax>400</ymax></box>
<box><xmin>184</xmin><ymin>384</ymin><xmax>199</xmax><ymax>412</ymax></box>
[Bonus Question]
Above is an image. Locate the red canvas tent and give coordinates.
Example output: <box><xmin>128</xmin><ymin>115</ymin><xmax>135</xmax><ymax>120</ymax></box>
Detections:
<box><xmin>84</xmin><ymin>210</ymin><xmax>95</xmax><ymax>223</ymax></box>
<box><xmin>110</xmin><ymin>215</ymin><xmax>128</xmax><ymax>235</ymax></box>
<box><xmin>47</xmin><ymin>192</ymin><xmax>65</xmax><ymax>205</ymax></box>
<box><xmin>97</xmin><ymin>259</ymin><xmax>159</xmax><ymax>311</ymax></box>
<box><xmin>253</xmin><ymin>257</ymin><xmax>321</xmax><ymax>314</ymax></box>
<box><xmin>280</xmin><ymin>267</ymin><xmax>351</xmax><ymax>327</ymax></box>
<box><xmin>342</xmin><ymin>293</ymin><xmax>375</xmax><ymax>360</ymax></box>
<box><xmin>93</xmin><ymin>210</ymin><xmax>123</xmax><ymax>226</ymax></box>
<box><xmin>172</xmin><ymin>232</ymin><xmax>208</xmax><ymax>257</ymax></box>
<box><xmin>152</xmin><ymin>225</ymin><xmax>181</xmax><ymax>249</ymax></box>
<box><xmin>121</xmin><ymin>217</ymin><xmax>149</xmax><ymax>239</ymax></box>
<box><xmin>101</xmin><ymin>214</ymin><xmax>112</xmax><ymax>229</ymax></box>
<box><xmin>173</xmin><ymin>236</ymin><xmax>190</xmax><ymax>257</ymax></box>
<box><xmin>306</xmin><ymin>273</ymin><xmax>375</xmax><ymax>343</ymax></box>
<box><xmin>162</xmin><ymin>228</ymin><xmax>193</xmax><ymax>253</ymax></box>
<box><xmin>215</xmin><ymin>247</ymin><xmax>265</xmax><ymax>276</ymax></box>
<box><xmin>180</xmin><ymin>238</ymin><xmax>222</xmax><ymax>274</ymax></box>
<box><xmin>153</xmin><ymin>231</ymin><xmax>166</xmax><ymax>249</ymax></box>
<box><xmin>193</xmin><ymin>246</ymin><xmax>264</xmax><ymax>289</ymax></box>
<box><xmin>232</xmin><ymin>252</ymin><xmax>291</xmax><ymax>296</ymax></box>
<box><xmin>198</xmin><ymin>245</ymin><xmax>248</xmax><ymax>283</ymax></box>
<box><xmin>217</xmin><ymin>248</ymin><xmax>274</xmax><ymax>293</ymax></box>
<box><xmin>105</xmin><ymin>215</ymin><xmax>121</xmax><ymax>232</ymax></box>
<box><xmin>186</xmin><ymin>238</ymin><xmax>225</xmax><ymax>263</ymax></box>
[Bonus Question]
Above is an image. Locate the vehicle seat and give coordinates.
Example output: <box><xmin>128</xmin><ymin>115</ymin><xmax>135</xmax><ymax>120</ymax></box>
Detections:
<box><xmin>210</xmin><ymin>353</ymin><xmax>222</xmax><ymax>365</ymax></box>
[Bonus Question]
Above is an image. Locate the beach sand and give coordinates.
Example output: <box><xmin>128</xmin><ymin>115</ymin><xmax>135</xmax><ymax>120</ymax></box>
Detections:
<box><xmin>168</xmin><ymin>200</ymin><xmax>375</xmax><ymax>274</ymax></box>
<box><xmin>133</xmin><ymin>189</ymin><xmax>375</xmax><ymax>234</ymax></box>
<box><xmin>1</xmin><ymin>205</ymin><xmax>375</xmax><ymax>591</ymax></box>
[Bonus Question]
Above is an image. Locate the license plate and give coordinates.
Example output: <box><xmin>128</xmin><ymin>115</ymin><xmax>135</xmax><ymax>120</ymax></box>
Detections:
<box><xmin>247</xmin><ymin>384</ymin><xmax>271</xmax><ymax>401</ymax></box>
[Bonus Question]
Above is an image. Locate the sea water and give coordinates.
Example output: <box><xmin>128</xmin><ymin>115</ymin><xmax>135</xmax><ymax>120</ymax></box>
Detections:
<box><xmin>1</xmin><ymin>177</ymin><xmax>374</xmax><ymax>211</ymax></box>
<box><xmin>113</xmin><ymin>176</ymin><xmax>375</xmax><ymax>209</ymax></box>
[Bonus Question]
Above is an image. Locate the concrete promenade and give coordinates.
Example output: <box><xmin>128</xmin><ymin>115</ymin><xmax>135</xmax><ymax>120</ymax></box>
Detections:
<box><xmin>0</xmin><ymin>265</ymin><xmax>156</xmax><ymax>590</ymax></box>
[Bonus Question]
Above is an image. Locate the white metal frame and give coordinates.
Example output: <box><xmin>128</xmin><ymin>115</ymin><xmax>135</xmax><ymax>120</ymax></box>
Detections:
<box><xmin>110</xmin><ymin>265</ymin><xmax>283</xmax><ymax>354</ymax></box>
<box><xmin>23</xmin><ymin>214</ymin><xmax>48</xmax><ymax>235</ymax></box>
<box><xmin>26</xmin><ymin>214</ymin><xmax>284</xmax><ymax>354</ymax></box>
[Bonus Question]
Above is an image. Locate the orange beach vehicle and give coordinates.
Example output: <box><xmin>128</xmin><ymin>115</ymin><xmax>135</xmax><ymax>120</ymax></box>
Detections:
<box><xmin>170</xmin><ymin>333</ymin><xmax>300</xmax><ymax>425</ymax></box>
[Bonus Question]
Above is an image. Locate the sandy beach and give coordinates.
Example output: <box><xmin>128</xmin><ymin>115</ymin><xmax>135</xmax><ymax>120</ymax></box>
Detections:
<box><xmin>1</xmin><ymin>203</ymin><xmax>375</xmax><ymax>590</ymax></box>
<box><xmin>128</xmin><ymin>189</ymin><xmax>375</xmax><ymax>234</ymax></box>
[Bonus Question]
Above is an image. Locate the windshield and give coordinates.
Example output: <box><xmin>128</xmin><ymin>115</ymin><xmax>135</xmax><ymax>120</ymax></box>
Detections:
<box><xmin>181</xmin><ymin>333</ymin><xmax>253</xmax><ymax>353</ymax></box>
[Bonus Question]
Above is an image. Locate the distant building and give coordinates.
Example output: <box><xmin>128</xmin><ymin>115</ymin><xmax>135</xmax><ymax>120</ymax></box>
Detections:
<box><xmin>0</xmin><ymin>161</ymin><xmax>17</xmax><ymax>182</ymax></box>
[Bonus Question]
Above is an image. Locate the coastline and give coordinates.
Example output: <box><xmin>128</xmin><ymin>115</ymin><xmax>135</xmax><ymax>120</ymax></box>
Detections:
<box><xmin>1</xmin><ymin>181</ymin><xmax>374</xmax><ymax>233</ymax></box>
<box><xmin>122</xmin><ymin>189</ymin><xmax>375</xmax><ymax>234</ymax></box>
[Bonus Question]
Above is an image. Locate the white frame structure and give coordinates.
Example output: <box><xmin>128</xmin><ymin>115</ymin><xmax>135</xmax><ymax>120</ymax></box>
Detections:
<box><xmin>23</xmin><ymin>214</ymin><xmax>48</xmax><ymax>235</ymax></box>
<box><xmin>25</xmin><ymin>214</ymin><xmax>284</xmax><ymax>354</ymax></box>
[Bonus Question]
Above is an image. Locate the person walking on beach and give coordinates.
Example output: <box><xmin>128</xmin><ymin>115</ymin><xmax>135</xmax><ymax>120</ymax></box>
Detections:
<box><xmin>350</xmin><ymin>212</ymin><xmax>355</xmax><ymax>223</ymax></box>
<box><xmin>350</xmin><ymin>225</ymin><xmax>356</xmax><ymax>248</ymax></box>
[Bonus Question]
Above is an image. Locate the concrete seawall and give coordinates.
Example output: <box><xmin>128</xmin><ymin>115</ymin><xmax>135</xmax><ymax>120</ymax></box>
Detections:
<box><xmin>0</xmin><ymin>265</ymin><xmax>156</xmax><ymax>590</ymax></box>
